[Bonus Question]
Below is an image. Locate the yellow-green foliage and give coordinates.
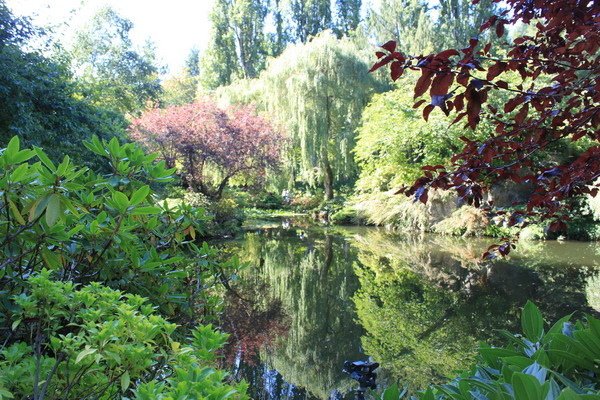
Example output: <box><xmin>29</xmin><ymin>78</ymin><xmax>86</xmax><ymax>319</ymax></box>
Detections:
<box><xmin>352</xmin><ymin>190</ymin><xmax>457</xmax><ymax>231</ymax></box>
<box><xmin>433</xmin><ymin>206</ymin><xmax>490</xmax><ymax>237</ymax></box>
<box><xmin>1</xmin><ymin>271</ymin><xmax>248</xmax><ymax>400</ymax></box>
<box><xmin>354</xmin><ymin>78</ymin><xmax>482</xmax><ymax>192</ymax></box>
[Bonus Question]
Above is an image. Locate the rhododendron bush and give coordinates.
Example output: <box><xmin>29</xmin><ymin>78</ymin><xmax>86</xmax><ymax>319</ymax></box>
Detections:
<box><xmin>131</xmin><ymin>101</ymin><xmax>282</xmax><ymax>199</ymax></box>
<box><xmin>371</xmin><ymin>0</ymin><xmax>599</xmax><ymax>256</ymax></box>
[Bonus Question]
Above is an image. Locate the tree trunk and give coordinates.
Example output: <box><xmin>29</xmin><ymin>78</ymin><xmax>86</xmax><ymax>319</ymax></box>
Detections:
<box><xmin>198</xmin><ymin>176</ymin><xmax>230</xmax><ymax>201</ymax></box>
<box><xmin>322</xmin><ymin>153</ymin><xmax>334</xmax><ymax>200</ymax></box>
<box><xmin>323</xmin><ymin>93</ymin><xmax>334</xmax><ymax>201</ymax></box>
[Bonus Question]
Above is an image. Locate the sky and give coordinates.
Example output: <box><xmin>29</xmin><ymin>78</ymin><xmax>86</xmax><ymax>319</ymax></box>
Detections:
<box><xmin>5</xmin><ymin>0</ymin><xmax>215</xmax><ymax>75</ymax></box>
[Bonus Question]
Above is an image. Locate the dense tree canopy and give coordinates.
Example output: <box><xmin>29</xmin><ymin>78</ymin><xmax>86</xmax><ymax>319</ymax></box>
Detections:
<box><xmin>70</xmin><ymin>6</ymin><xmax>162</xmax><ymax>114</ymax></box>
<box><xmin>200</xmin><ymin>0</ymin><xmax>269</xmax><ymax>89</ymax></box>
<box><xmin>0</xmin><ymin>2</ymin><xmax>125</xmax><ymax>166</ymax></box>
<box><xmin>200</xmin><ymin>0</ymin><xmax>366</xmax><ymax>91</ymax></box>
<box><xmin>354</xmin><ymin>84</ymin><xmax>473</xmax><ymax>192</ymax></box>
<box><xmin>261</xmin><ymin>32</ymin><xmax>383</xmax><ymax>199</ymax></box>
<box><xmin>130</xmin><ymin>101</ymin><xmax>282</xmax><ymax>199</ymax></box>
<box><xmin>372</xmin><ymin>0</ymin><xmax>600</xmax><ymax>253</ymax></box>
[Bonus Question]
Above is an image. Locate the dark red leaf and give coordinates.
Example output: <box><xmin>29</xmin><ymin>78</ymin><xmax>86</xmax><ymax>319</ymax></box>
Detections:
<box><xmin>423</xmin><ymin>104</ymin><xmax>435</xmax><ymax>121</ymax></box>
<box><xmin>496</xmin><ymin>21</ymin><xmax>505</xmax><ymax>37</ymax></box>
<box><xmin>381</xmin><ymin>40</ymin><xmax>396</xmax><ymax>53</ymax></box>
<box><xmin>515</xmin><ymin>103</ymin><xmax>529</xmax><ymax>125</ymax></box>
<box><xmin>375</xmin><ymin>51</ymin><xmax>386</xmax><ymax>58</ymax></box>
<box><xmin>431</xmin><ymin>72</ymin><xmax>455</xmax><ymax>96</ymax></box>
<box><xmin>496</xmin><ymin>80</ymin><xmax>509</xmax><ymax>89</ymax></box>
<box><xmin>390</xmin><ymin>61</ymin><xmax>403</xmax><ymax>80</ymax></box>
<box><xmin>436</xmin><ymin>49</ymin><xmax>460</xmax><ymax>59</ymax></box>
<box><xmin>392</xmin><ymin>52</ymin><xmax>406</xmax><ymax>62</ymax></box>
<box><xmin>504</xmin><ymin>96</ymin><xmax>524</xmax><ymax>113</ymax></box>
<box><xmin>450</xmin><ymin>112</ymin><xmax>467</xmax><ymax>126</ymax></box>
<box><xmin>413</xmin><ymin>99</ymin><xmax>426</xmax><ymax>109</ymax></box>
<box><xmin>487</xmin><ymin>61</ymin><xmax>506</xmax><ymax>80</ymax></box>
<box><xmin>414</xmin><ymin>70</ymin><xmax>434</xmax><ymax>98</ymax></box>
<box><xmin>369</xmin><ymin>55</ymin><xmax>393</xmax><ymax>72</ymax></box>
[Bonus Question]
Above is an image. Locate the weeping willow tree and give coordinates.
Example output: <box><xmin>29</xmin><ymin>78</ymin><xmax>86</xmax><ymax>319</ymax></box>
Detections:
<box><xmin>261</xmin><ymin>32</ymin><xmax>383</xmax><ymax>200</ymax></box>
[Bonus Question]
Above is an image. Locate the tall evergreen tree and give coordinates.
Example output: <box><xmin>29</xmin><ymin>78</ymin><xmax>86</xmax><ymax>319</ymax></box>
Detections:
<box><xmin>289</xmin><ymin>0</ymin><xmax>332</xmax><ymax>43</ymax></box>
<box><xmin>436</xmin><ymin>0</ymin><xmax>497</xmax><ymax>49</ymax></box>
<box><xmin>267</xmin><ymin>0</ymin><xmax>290</xmax><ymax>56</ymax></box>
<box><xmin>366</xmin><ymin>0</ymin><xmax>434</xmax><ymax>55</ymax></box>
<box><xmin>230</xmin><ymin>0</ymin><xmax>269</xmax><ymax>78</ymax></box>
<box><xmin>199</xmin><ymin>0</ymin><xmax>268</xmax><ymax>89</ymax></box>
<box><xmin>365</xmin><ymin>0</ymin><xmax>498</xmax><ymax>54</ymax></box>
<box><xmin>199</xmin><ymin>0</ymin><xmax>239</xmax><ymax>90</ymax></box>
<box><xmin>185</xmin><ymin>47</ymin><xmax>200</xmax><ymax>77</ymax></box>
<box><xmin>334</xmin><ymin>0</ymin><xmax>362</xmax><ymax>37</ymax></box>
<box><xmin>70</xmin><ymin>7</ymin><xmax>162</xmax><ymax>114</ymax></box>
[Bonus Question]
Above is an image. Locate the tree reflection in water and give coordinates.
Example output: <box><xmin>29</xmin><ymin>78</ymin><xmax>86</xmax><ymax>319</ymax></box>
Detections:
<box><xmin>218</xmin><ymin>225</ymin><xmax>600</xmax><ymax>399</ymax></box>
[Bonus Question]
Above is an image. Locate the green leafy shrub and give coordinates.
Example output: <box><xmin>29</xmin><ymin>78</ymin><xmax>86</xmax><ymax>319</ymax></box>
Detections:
<box><xmin>0</xmin><ymin>271</ymin><xmax>247</xmax><ymax>399</ymax></box>
<box><xmin>0</xmin><ymin>136</ymin><xmax>234</xmax><ymax>319</ymax></box>
<box><xmin>378</xmin><ymin>302</ymin><xmax>600</xmax><ymax>400</ymax></box>
<box><xmin>331</xmin><ymin>207</ymin><xmax>360</xmax><ymax>225</ymax></box>
<box><xmin>353</xmin><ymin>191</ymin><xmax>432</xmax><ymax>231</ymax></box>
<box><xmin>0</xmin><ymin>136</ymin><xmax>248</xmax><ymax>399</ymax></box>
<box><xmin>252</xmin><ymin>191</ymin><xmax>284</xmax><ymax>210</ymax></box>
<box><xmin>289</xmin><ymin>193</ymin><xmax>322</xmax><ymax>211</ymax></box>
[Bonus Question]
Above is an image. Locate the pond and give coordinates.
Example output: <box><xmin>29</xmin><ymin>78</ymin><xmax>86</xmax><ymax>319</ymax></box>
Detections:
<box><xmin>216</xmin><ymin>219</ymin><xmax>600</xmax><ymax>400</ymax></box>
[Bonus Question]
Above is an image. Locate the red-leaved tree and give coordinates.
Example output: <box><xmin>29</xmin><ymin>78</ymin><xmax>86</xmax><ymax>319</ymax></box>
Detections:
<box><xmin>130</xmin><ymin>101</ymin><xmax>282</xmax><ymax>199</ymax></box>
<box><xmin>372</xmin><ymin>0</ymin><xmax>599</xmax><ymax>256</ymax></box>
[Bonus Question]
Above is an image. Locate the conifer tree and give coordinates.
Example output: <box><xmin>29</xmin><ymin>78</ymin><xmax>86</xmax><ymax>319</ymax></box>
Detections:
<box><xmin>199</xmin><ymin>0</ymin><xmax>240</xmax><ymax>89</ymax></box>
<box><xmin>289</xmin><ymin>0</ymin><xmax>332</xmax><ymax>43</ymax></box>
<box><xmin>334</xmin><ymin>0</ymin><xmax>362</xmax><ymax>37</ymax></box>
<box><xmin>366</xmin><ymin>0</ymin><xmax>434</xmax><ymax>55</ymax></box>
<box><xmin>185</xmin><ymin>47</ymin><xmax>200</xmax><ymax>77</ymax></box>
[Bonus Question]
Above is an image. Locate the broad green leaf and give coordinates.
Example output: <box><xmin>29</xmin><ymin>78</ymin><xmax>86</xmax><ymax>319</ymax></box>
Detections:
<box><xmin>130</xmin><ymin>185</ymin><xmax>150</xmax><ymax>205</ymax></box>
<box><xmin>108</xmin><ymin>137</ymin><xmax>120</xmax><ymax>155</ymax></box>
<box><xmin>420</xmin><ymin>388</ymin><xmax>435</xmax><ymax>400</ymax></box>
<box><xmin>11</xmin><ymin>319</ymin><xmax>21</xmax><ymax>331</ymax></box>
<box><xmin>41</xmin><ymin>249</ymin><xmax>62</xmax><ymax>269</ymax></box>
<box><xmin>112</xmin><ymin>191</ymin><xmax>129</xmax><ymax>211</ymax></box>
<box><xmin>6</xmin><ymin>136</ymin><xmax>19</xmax><ymax>157</ymax></box>
<box><xmin>557</xmin><ymin>388</ymin><xmax>582</xmax><ymax>400</ymax></box>
<box><xmin>75</xmin><ymin>347</ymin><xmax>97</xmax><ymax>364</ymax></box>
<box><xmin>45</xmin><ymin>194</ymin><xmax>61</xmax><ymax>227</ymax></box>
<box><xmin>9</xmin><ymin>163</ymin><xmax>30</xmax><ymax>182</ymax></box>
<box><xmin>0</xmin><ymin>387</ymin><xmax>14</xmax><ymax>399</ymax></box>
<box><xmin>522</xmin><ymin>301</ymin><xmax>544</xmax><ymax>342</ymax></box>
<box><xmin>573</xmin><ymin>330</ymin><xmax>600</xmax><ymax>357</ymax></box>
<box><xmin>512</xmin><ymin>372</ymin><xmax>544</xmax><ymax>400</ymax></box>
<box><xmin>382</xmin><ymin>384</ymin><xmax>400</xmax><ymax>400</ymax></box>
<box><xmin>29</xmin><ymin>194</ymin><xmax>51</xmax><ymax>222</ymax></box>
<box><xmin>56</xmin><ymin>155</ymin><xmax>70</xmax><ymax>176</ymax></box>
<box><xmin>13</xmin><ymin>149</ymin><xmax>35</xmax><ymax>164</ymax></box>
<box><xmin>548</xmin><ymin>349</ymin><xmax>596</xmax><ymax>370</ymax></box>
<box><xmin>8</xmin><ymin>199</ymin><xmax>25</xmax><ymax>225</ymax></box>
<box><xmin>545</xmin><ymin>314</ymin><xmax>573</xmax><ymax>340</ymax></box>
<box><xmin>34</xmin><ymin>147</ymin><xmax>56</xmax><ymax>172</ymax></box>
<box><xmin>120</xmin><ymin>371</ymin><xmax>130</xmax><ymax>392</ymax></box>
<box><xmin>131</xmin><ymin>206</ymin><xmax>161</xmax><ymax>215</ymax></box>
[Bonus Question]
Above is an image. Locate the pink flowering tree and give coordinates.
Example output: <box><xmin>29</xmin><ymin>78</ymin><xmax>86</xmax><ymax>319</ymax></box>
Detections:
<box><xmin>130</xmin><ymin>101</ymin><xmax>282</xmax><ymax>199</ymax></box>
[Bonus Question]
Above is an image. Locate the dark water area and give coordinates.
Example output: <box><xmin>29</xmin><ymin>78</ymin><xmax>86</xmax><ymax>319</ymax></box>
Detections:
<box><xmin>216</xmin><ymin>220</ymin><xmax>600</xmax><ymax>400</ymax></box>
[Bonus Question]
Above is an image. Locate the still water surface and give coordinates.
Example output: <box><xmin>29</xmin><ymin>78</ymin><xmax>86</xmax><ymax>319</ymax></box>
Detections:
<box><xmin>217</xmin><ymin>220</ymin><xmax>600</xmax><ymax>400</ymax></box>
